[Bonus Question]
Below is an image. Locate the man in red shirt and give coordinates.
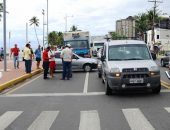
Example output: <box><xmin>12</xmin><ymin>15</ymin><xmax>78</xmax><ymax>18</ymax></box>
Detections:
<box><xmin>10</xmin><ymin>44</ymin><xmax>20</xmax><ymax>69</ymax></box>
<box><xmin>43</xmin><ymin>46</ymin><xmax>50</xmax><ymax>79</ymax></box>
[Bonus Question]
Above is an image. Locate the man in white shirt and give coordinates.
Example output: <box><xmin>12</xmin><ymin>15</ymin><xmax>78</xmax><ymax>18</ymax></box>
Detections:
<box><xmin>60</xmin><ymin>44</ymin><xmax>73</xmax><ymax>80</ymax></box>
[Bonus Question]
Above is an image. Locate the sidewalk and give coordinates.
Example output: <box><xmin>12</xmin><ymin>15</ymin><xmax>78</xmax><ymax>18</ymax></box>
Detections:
<box><xmin>0</xmin><ymin>58</ymin><xmax>43</xmax><ymax>91</ymax></box>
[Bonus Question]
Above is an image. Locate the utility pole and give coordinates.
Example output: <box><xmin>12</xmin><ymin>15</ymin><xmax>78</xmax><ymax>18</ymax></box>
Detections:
<box><xmin>148</xmin><ymin>0</ymin><xmax>163</xmax><ymax>49</ymax></box>
<box><xmin>42</xmin><ymin>9</ymin><xmax>45</xmax><ymax>49</ymax></box>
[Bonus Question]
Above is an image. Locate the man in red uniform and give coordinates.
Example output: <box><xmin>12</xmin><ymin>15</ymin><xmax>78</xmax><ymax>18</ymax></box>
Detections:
<box><xmin>10</xmin><ymin>44</ymin><xmax>20</xmax><ymax>69</ymax></box>
<box><xmin>43</xmin><ymin>46</ymin><xmax>50</xmax><ymax>79</ymax></box>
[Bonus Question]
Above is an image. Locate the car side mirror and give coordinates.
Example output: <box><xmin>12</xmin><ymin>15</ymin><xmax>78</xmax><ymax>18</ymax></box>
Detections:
<box><xmin>165</xmin><ymin>53</ymin><xmax>168</xmax><ymax>56</ymax></box>
<box><xmin>101</xmin><ymin>55</ymin><xmax>106</xmax><ymax>62</ymax></box>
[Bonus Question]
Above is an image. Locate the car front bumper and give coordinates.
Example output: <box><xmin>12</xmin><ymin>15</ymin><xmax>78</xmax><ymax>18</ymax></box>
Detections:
<box><xmin>107</xmin><ymin>75</ymin><xmax>160</xmax><ymax>90</ymax></box>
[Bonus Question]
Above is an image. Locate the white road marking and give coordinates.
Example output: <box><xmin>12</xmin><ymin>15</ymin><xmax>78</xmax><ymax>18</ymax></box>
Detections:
<box><xmin>164</xmin><ymin>107</ymin><xmax>170</xmax><ymax>113</ymax></box>
<box><xmin>122</xmin><ymin>108</ymin><xmax>155</xmax><ymax>130</ymax></box>
<box><xmin>79</xmin><ymin>110</ymin><xmax>101</xmax><ymax>130</ymax></box>
<box><xmin>83</xmin><ymin>72</ymin><xmax>89</xmax><ymax>94</ymax></box>
<box><xmin>5</xmin><ymin>74</ymin><xmax>42</xmax><ymax>95</ymax></box>
<box><xmin>1</xmin><ymin>89</ymin><xmax>170</xmax><ymax>97</ymax></box>
<box><xmin>0</xmin><ymin>72</ymin><xmax>2</xmax><ymax>79</ymax></box>
<box><xmin>28</xmin><ymin>111</ymin><xmax>59</xmax><ymax>130</ymax></box>
<box><xmin>2</xmin><ymin>92</ymin><xmax>105</xmax><ymax>97</ymax></box>
<box><xmin>0</xmin><ymin>111</ymin><xmax>23</xmax><ymax>130</ymax></box>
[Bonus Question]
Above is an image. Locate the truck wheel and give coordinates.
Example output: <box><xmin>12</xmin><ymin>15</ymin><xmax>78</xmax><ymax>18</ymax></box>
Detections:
<box><xmin>83</xmin><ymin>64</ymin><xmax>92</xmax><ymax>72</ymax></box>
<box><xmin>105</xmin><ymin>80</ymin><xmax>112</xmax><ymax>95</ymax></box>
<box><xmin>152</xmin><ymin>84</ymin><xmax>161</xmax><ymax>94</ymax></box>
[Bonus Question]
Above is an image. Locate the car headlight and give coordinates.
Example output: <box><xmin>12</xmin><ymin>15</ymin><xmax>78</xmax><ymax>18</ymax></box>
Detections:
<box><xmin>150</xmin><ymin>66</ymin><xmax>159</xmax><ymax>72</ymax></box>
<box><xmin>150</xmin><ymin>66</ymin><xmax>160</xmax><ymax>76</ymax></box>
<box><xmin>110</xmin><ymin>68</ymin><xmax>121</xmax><ymax>77</ymax></box>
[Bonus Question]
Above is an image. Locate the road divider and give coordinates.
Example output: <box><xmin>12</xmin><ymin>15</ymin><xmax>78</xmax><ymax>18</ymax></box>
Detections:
<box><xmin>0</xmin><ymin>69</ymin><xmax>43</xmax><ymax>92</ymax></box>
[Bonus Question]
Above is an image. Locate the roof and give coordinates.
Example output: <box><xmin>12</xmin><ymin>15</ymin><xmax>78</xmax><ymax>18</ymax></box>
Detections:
<box><xmin>107</xmin><ymin>40</ymin><xmax>146</xmax><ymax>46</ymax></box>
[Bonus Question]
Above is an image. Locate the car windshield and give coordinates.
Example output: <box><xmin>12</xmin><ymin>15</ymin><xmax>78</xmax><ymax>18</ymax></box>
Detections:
<box><xmin>94</xmin><ymin>43</ymin><xmax>104</xmax><ymax>46</ymax></box>
<box><xmin>108</xmin><ymin>44</ymin><xmax>151</xmax><ymax>61</ymax></box>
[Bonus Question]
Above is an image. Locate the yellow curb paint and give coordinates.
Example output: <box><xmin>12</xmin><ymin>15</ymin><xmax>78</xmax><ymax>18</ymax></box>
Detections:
<box><xmin>161</xmin><ymin>80</ymin><xmax>170</xmax><ymax>89</ymax></box>
<box><xmin>0</xmin><ymin>69</ymin><xmax>43</xmax><ymax>92</ymax></box>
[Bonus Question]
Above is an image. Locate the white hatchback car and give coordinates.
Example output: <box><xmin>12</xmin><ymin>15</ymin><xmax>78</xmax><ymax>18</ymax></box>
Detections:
<box><xmin>54</xmin><ymin>51</ymin><xmax>98</xmax><ymax>72</ymax></box>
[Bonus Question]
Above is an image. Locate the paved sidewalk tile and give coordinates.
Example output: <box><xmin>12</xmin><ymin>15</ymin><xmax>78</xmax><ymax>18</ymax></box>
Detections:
<box><xmin>0</xmin><ymin>59</ymin><xmax>42</xmax><ymax>85</ymax></box>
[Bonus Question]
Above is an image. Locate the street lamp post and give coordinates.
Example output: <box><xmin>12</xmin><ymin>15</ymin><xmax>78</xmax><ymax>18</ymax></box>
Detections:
<box><xmin>3</xmin><ymin>0</ymin><xmax>7</xmax><ymax>71</ymax></box>
<box><xmin>42</xmin><ymin>9</ymin><xmax>45</xmax><ymax>49</ymax></box>
<box><xmin>65</xmin><ymin>14</ymin><xmax>73</xmax><ymax>32</ymax></box>
<box><xmin>47</xmin><ymin>0</ymin><xmax>48</xmax><ymax>45</ymax></box>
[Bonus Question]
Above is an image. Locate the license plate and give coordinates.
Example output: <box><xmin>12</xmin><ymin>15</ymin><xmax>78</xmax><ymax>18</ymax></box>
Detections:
<box><xmin>129</xmin><ymin>78</ymin><xmax>144</xmax><ymax>84</ymax></box>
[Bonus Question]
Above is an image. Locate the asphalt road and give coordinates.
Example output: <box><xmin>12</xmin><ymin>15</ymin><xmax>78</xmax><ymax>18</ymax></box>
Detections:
<box><xmin>0</xmin><ymin>69</ymin><xmax>170</xmax><ymax>130</ymax></box>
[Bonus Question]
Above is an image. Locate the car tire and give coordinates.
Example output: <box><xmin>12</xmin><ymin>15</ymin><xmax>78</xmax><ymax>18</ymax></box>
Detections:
<box><xmin>152</xmin><ymin>84</ymin><xmax>161</xmax><ymax>94</ymax></box>
<box><xmin>161</xmin><ymin>60</ymin><xmax>165</xmax><ymax>67</ymax></box>
<box><xmin>105</xmin><ymin>79</ymin><xmax>112</xmax><ymax>95</ymax></box>
<box><xmin>83</xmin><ymin>64</ymin><xmax>92</xmax><ymax>72</ymax></box>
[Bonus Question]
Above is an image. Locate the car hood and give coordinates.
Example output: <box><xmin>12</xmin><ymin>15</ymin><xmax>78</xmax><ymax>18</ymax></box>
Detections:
<box><xmin>107</xmin><ymin>60</ymin><xmax>158</xmax><ymax>72</ymax></box>
<box><xmin>79</xmin><ymin>57</ymin><xmax>98</xmax><ymax>63</ymax></box>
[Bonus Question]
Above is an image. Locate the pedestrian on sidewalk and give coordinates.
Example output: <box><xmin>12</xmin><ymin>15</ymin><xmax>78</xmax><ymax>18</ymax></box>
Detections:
<box><xmin>0</xmin><ymin>47</ymin><xmax>4</xmax><ymax>61</ymax></box>
<box><xmin>60</xmin><ymin>44</ymin><xmax>73</xmax><ymax>80</ymax></box>
<box><xmin>34</xmin><ymin>45</ymin><xmax>42</xmax><ymax>69</ymax></box>
<box><xmin>43</xmin><ymin>46</ymin><xmax>50</xmax><ymax>79</ymax></box>
<box><xmin>48</xmin><ymin>46</ymin><xmax>56</xmax><ymax>78</ymax></box>
<box><xmin>10</xmin><ymin>44</ymin><xmax>20</xmax><ymax>69</ymax></box>
<box><xmin>23</xmin><ymin>43</ymin><xmax>32</xmax><ymax>73</ymax></box>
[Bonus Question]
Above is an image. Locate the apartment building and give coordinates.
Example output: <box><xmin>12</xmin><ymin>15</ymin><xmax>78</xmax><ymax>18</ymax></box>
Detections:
<box><xmin>116</xmin><ymin>16</ymin><xmax>136</xmax><ymax>39</ymax></box>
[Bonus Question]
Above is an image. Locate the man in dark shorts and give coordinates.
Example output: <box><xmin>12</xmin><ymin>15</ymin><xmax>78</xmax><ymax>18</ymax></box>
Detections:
<box><xmin>34</xmin><ymin>45</ymin><xmax>42</xmax><ymax>69</ymax></box>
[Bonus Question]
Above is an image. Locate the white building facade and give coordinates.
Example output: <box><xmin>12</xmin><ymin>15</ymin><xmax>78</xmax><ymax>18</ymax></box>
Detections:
<box><xmin>147</xmin><ymin>28</ymin><xmax>170</xmax><ymax>51</ymax></box>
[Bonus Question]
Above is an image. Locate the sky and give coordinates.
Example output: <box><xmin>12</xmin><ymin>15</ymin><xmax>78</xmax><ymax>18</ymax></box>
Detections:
<box><xmin>0</xmin><ymin>0</ymin><xmax>170</xmax><ymax>49</ymax></box>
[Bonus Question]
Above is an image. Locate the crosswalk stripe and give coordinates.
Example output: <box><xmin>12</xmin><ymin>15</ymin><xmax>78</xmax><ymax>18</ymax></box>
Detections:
<box><xmin>164</xmin><ymin>107</ymin><xmax>170</xmax><ymax>113</ymax></box>
<box><xmin>27</xmin><ymin>111</ymin><xmax>59</xmax><ymax>130</ymax></box>
<box><xmin>0</xmin><ymin>111</ymin><xmax>23</xmax><ymax>130</ymax></box>
<box><xmin>79</xmin><ymin>110</ymin><xmax>101</xmax><ymax>130</ymax></box>
<box><xmin>122</xmin><ymin>108</ymin><xmax>155</xmax><ymax>130</ymax></box>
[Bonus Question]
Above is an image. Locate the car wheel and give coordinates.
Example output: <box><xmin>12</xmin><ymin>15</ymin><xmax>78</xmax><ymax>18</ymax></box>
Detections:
<box><xmin>98</xmin><ymin>73</ymin><xmax>102</xmax><ymax>78</ymax></box>
<box><xmin>152</xmin><ymin>84</ymin><xmax>161</xmax><ymax>94</ymax></box>
<box><xmin>83</xmin><ymin>64</ymin><xmax>92</xmax><ymax>72</ymax></box>
<box><xmin>105</xmin><ymin>79</ymin><xmax>112</xmax><ymax>95</ymax></box>
<box><xmin>161</xmin><ymin>60</ymin><xmax>165</xmax><ymax>67</ymax></box>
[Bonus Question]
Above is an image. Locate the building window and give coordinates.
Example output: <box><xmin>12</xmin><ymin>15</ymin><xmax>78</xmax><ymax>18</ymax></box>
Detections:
<box><xmin>157</xmin><ymin>35</ymin><xmax>159</xmax><ymax>39</ymax></box>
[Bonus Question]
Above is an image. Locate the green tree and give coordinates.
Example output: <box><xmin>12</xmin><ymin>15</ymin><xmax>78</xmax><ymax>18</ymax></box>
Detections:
<box><xmin>110</xmin><ymin>32</ymin><xmax>127</xmax><ymax>40</ymax></box>
<box><xmin>29</xmin><ymin>16</ymin><xmax>40</xmax><ymax>45</ymax></box>
<box><xmin>70</xmin><ymin>25</ymin><xmax>78</xmax><ymax>31</ymax></box>
<box><xmin>48</xmin><ymin>31</ymin><xmax>64</xmax><ymax>46</ymax></box>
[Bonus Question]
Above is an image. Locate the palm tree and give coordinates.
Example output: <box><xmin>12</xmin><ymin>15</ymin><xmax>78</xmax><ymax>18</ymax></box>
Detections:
<box><xmin>0</xmin><ymin>3</ymin><xmax>3</xmax><ymax>21</ymax></box>
<box><xmin>29</xmin><ymin>16</ymin><xmax>40</xmax><ymax>45</ymax></box>
<box><xmin>70</xmin><ymin>25</ymin><xmax>78</xmax><ymax>31</ymax></box>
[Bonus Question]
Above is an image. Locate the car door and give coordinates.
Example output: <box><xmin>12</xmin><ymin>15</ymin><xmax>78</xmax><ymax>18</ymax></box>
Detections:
<box><xmin>71</xmin><ymin>54</ymin><xmax>82</xmax><ymax>70</ymax></box>
<box><xmin>55</xmin><ymin>52</ymin><xmax>62</xmax><ymax>70</ymax></box>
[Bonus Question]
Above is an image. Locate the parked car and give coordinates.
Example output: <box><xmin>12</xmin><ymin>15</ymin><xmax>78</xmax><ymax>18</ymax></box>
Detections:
<box><xmin>54</xmin><ymin>51</ymin><xmax>98</xmax><ymax>72</ymax></box>
<box><xmin>160</xmin><ymin>51</ymin><xmax>170</xmax><ymax>67</ymax></box>
<box><xmin>99</xmin><ymin>40</ymin><xmax>161</xmax><ymax>95</ymax></box>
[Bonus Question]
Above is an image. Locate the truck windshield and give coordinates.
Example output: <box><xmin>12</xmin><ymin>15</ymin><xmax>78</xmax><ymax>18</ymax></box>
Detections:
<box><xmin>108</xmin><ymin>44</ymin><xmax>151</xmax><ymax>61</ymax></box>
<box><xmin>65</xmin><ymin>40</ymin><xmax>88</xmax><ymax>49</ymax></box>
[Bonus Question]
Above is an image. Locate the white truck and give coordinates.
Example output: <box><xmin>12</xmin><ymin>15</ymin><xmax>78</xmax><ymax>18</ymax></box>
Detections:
<box><xmin>63</xmin><ymin>31</ymin><xmax>91</xmax><ymax>57</ymax></box>
<box><xmin>91</xmin><ymin>41</ymin><xmax>104</xmax><ymax>57</ymax></box>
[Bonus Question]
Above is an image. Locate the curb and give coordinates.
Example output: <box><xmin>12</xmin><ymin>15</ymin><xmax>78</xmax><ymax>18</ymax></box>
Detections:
<box><xmin>0</xmin><ymin>69</ymin><xmax>43</xmax><ymax>92</ymax></box>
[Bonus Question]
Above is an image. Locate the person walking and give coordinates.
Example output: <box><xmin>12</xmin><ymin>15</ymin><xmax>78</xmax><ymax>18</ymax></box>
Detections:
<box><xmin>23</xmin><ymin>43</ymin><xmax>32</xmax><ymax>73</ymax></box>
<box><xmin>0</xmin><ymin>47</ymin><xmax>4</xmax><ymax>61</ymax></box>
<box><xmin>10</xmin><ymin>44</ymin><xmax>20</xmax><ymax>69</ymax></box>
<box><xmin>48</xmin><ymin>46</ymin><xmax>56</xmax><ymax>78</ymax></box>
<box><xmin>60</xmin><ymin>44</ymin><xmax>73</xmax><ymax>80</ymax></box>
<box><xmin>34</xmin><ymin>45</ymin><xmax>42</xmax><ymax>69</ymax></box>
<box><xmin>43</xmin><ymin>46</ymin><xmax>50</xmax><ymax>79</ymax></box>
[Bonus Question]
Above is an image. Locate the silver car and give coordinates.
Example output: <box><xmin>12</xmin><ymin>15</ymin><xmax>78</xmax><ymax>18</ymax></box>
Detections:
<box><xmin>54</xmin><ymin>51</ymin><xmax>98</xmax><ymax>72</ymax></box>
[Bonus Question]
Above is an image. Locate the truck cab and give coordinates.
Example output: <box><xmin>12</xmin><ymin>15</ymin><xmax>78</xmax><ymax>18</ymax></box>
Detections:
<box><xmin>100</xmin><ymin>40</ymin><xmax>161</xmax><ymax>95</ymax></box>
